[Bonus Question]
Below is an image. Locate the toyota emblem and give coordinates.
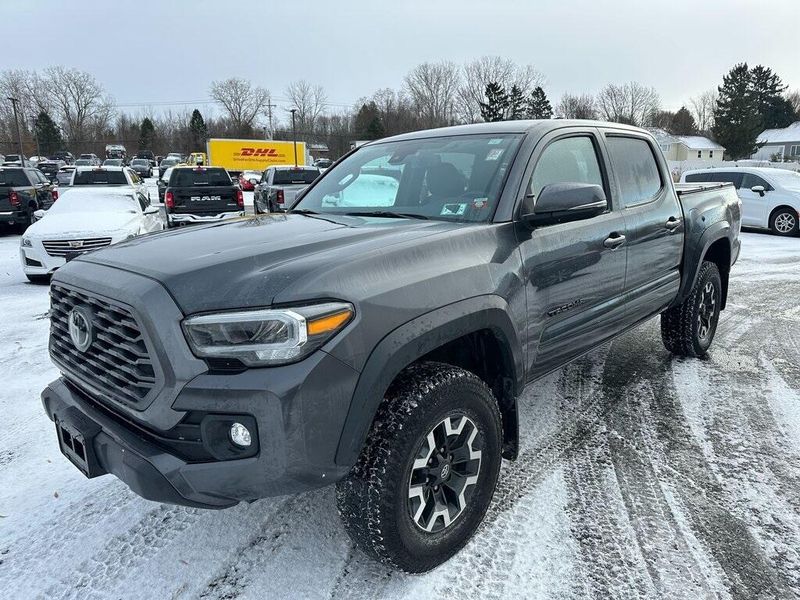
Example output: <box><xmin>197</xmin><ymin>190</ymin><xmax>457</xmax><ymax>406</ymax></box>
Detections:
<box><xmin>68</xmin><ymin>306</ymin><xmax>94</xmax><ymax>352</ymax></box>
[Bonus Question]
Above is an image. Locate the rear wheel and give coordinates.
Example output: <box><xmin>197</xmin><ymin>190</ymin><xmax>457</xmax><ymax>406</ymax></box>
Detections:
<box><xmin>661</xmin><ymin>260</ymin><xmax>722</xmax><ymax>357</ymax></box>
<box><xmin>336</xmin><ymin>362</ymin><xmax>502</xmax><ymax>573</ymax></box>
<box><xmin>770</xmin><ymin>207</ymin><xmax>798</xmax><ymax>236</ymax></box>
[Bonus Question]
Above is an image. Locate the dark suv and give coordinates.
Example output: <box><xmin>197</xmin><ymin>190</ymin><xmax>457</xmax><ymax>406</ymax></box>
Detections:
<box><xmin>0</xmin><ymin>167</ymin><xmax>58</xmax><ymax>231</ymax></box>
<box><xmin>42</xmin><ymin>120</ymin><xmax>741</xmax><ymax>572</ymax></box>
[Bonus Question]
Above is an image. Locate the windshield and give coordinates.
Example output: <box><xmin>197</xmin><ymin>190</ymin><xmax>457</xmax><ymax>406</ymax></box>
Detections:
<box><xmin>131</xmin><ymin>159</ymin><xmax>148</xmax><ymax>166</ymax></box>
<box><xmin>0</xmin><ymin>170</ymin><xmax>29</xmax><ymax>186</ymax></box>
<box><xmin>47</xmin><ymin>192</ymin><xmax>138</xmax><ymax>215</ymax></box>
<box><xmin>294</xmin><ymin>134</ymin><xmax>522</xmax><ymax>222</ymax></box>
<box><xmin>169</xmin><ymin>167</ymin><xmax>231</xmax><ymax>186</ymax></box>
<box><xmin>73</xmin><ymin>170</ymin><xmax>128</xmax><ymax>185</ymax></box>
<box><xmin>273</xmin><ymin>168</ymin><xmax>320</xmax><ymax>185</ymax></box>
<box><xmin>160</xmin><ymin>158</ymin><xmax>179</xmax><ymax>167</ymax></box>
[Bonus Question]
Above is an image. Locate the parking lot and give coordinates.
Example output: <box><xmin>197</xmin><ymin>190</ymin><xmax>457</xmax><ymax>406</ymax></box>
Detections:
<box><xmin>0</xmin><ymin>226</ymin><xmax>797</xmax><ymax>599</ymax></box>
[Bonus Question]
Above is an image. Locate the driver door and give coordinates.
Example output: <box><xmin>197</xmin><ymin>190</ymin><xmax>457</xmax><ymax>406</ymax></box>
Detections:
<box><xmin>516</xmin><ymin>128</ymin><xmax>628</xmax><ymax>380</ymax></box>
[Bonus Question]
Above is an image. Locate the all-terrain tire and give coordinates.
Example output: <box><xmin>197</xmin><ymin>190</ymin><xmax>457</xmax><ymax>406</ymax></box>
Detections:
<box><xmin>336</xmin><ymin>361</ymin><xmax>502</xmax><ymax>573</ymax></box>
<box><xmin>661</xmin><ymin>260</ymin><xmax>722</xmax><ymax>357</ymax></box>
<box><xmin>769</xmin><ymin>207</ymin><xmax>798</xmax><ymax>236</ymax></box>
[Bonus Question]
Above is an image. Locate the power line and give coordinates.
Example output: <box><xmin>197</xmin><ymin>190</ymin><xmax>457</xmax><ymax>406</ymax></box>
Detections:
<box><xmin>111</xmin><ymin>95</ymin><xmax>356</xmax><ymax>110</ymax></box>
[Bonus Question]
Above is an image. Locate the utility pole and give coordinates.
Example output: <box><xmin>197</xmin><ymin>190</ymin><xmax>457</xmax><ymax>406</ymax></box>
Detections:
<box><xmin>31</xmin><ymin>116</ymin><xmax>41</xmax><ymax>157</ymax></box>
<box><xmin>266</xmin><ymin>103</ymin><xmax>277</xmax><ymax>139</ymax></box>
<box><xmin>7</xmin><ymin>97</ymin><xmax>25</xmax><ymax>165</ymax></box>
<box><xmin>290</xmin><ymin>108</ymin><xmax>298</xmax><ymax>167</ymax></box>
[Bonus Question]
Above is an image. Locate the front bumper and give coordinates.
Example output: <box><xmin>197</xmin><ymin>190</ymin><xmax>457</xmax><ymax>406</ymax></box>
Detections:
<box><xmin>20</xmin><ymin>244</ymin><xmax>65</xmax><ymax>274</ymax></box>
<box><xmin>42</xmin><ymin>347</ymin><xmax>360</xmax><ymax>509</ymax></box>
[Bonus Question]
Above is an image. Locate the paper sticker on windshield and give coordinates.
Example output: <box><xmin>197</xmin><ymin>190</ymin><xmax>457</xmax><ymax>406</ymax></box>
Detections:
<box><xmin>441</xmin><ymin>203</ymin><xmax>467</xmax><ymax>216</ymax></box>
<box><xmin>488</xmin><ymin>138</ymin><xmax>504</xmax><ymax>145</ymax></box>
<box><xmin>485</xmin><ymin>149</ymin><xmax>504</xmax><ymax>161</ymax></box>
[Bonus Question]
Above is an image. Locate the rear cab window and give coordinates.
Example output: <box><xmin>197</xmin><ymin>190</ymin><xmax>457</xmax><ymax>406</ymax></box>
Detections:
<box><xmin>272</xmin><ymin>169</ymin><xmax>320</xmax><ymax>185</ymax></box>
<box><xmin>0</xmin><ymin>170</ymin><xmax>31</xmax><ymax>186</ymax></box>
<box><xmin>605</xmin><ymin>136</ymin><xmax>663</xmax><ymax>208</ymax></box>
<box><xmin>169</xmin><ymin>168</ymin><xmax>231</xmax><ymax>187</ymax></box>
<box><xmin>72</xmin><ymin>170</ymin><xmax>128</xmax><ymax>185</ymax></box>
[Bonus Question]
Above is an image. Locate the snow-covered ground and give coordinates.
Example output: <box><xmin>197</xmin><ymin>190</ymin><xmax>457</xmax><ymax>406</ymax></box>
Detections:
<box><xmin>0</xmin><ymin>219</ymin><xmax>798</xmax><ymax>599</ymax></box>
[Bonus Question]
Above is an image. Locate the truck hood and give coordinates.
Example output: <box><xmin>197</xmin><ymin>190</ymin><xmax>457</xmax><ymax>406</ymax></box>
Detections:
<box><xmin>75</xmin><ymin>214</ymin><xmax>456</xmax><ymax>314</ymax></box>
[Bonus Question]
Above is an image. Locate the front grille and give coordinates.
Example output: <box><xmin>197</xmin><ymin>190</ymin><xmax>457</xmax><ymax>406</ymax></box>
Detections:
<box><xmin>42</xmin><ymin>238</ymin><xmax>112</xmax><ymax>257</ymax></box>
<box><xmin>49</xmin><ymin>284</ymin><xmax>156</xmax><ymax>409</ymax></box>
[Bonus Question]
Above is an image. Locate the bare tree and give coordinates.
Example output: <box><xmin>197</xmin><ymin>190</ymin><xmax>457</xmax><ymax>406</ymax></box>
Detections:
<box><xmin>788</xmin><ymin>89</ymin><xmax>800</xmax><ymax>118</ymax></box>
<box><xmin>284</xmin><ymin>80</ymin><xmax>327</xmax><ymax>136</ymax></box>
<box><xmin>556</xmin><ymin>93</ymin><xmax>597</xmax><ymax>119</ymax></box>
<box><xmin>690</xmin><ymin>88</ymin><xmax>718</xmax><ymax>133</ymax></box>
<box><xmin>596</xmin><ymin>81</ymin><xmax>661</xmax><ymax>126</ymax></box>
<box><xmin>209</xmin><ymin>77</ymin><xmax>270</xmax><ymax>135</ymax></box>
<box><xmin>41</xmin><ymin>66</ymin><xmax>114</xmax><ymax>148</ymax></box>
<box><xmin>404</xmin><ymin>61</ymin><xmax>461</xmax><ymax>129</ymax></box>
<box><xmin>457</xmin><ymin>56</ymin><xmax>543</xmax><ymax>123</ymax></box>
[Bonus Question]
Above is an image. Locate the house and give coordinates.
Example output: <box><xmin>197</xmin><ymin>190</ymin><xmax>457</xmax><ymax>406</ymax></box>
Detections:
<box><xmin>750</xmin><ymin>121</ymin><xmax>800</xmax><ymax>162</ymax></box>
<box><xmin>647</xmin><ymin>128</ymin><xmax>724</xmax><ymax>162</ymax></box>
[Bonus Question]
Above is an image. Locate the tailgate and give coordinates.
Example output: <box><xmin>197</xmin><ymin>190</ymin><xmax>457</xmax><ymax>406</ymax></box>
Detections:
<box><xmin>171</xmin><ymin>186</ymin><xmax>239</xmax><ymax>215</ymax></box>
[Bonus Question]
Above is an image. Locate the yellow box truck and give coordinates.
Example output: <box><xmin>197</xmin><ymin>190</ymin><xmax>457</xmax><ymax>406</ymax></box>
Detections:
<box><xmin>205</xmin><ymin>139</ymin><xmax>307</xmax><ymax>174</ymax></box>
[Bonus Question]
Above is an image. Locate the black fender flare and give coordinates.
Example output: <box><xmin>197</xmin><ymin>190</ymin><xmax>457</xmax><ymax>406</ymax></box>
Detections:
<box><xmin>334</xmin><ymin>295</ymin><xmax>525</xmax><ymax>467</ymax></box>
<box><xmin>673</xmin><ymin>221</ymin><xmax>732</xmax><ymax>308</ymax></box>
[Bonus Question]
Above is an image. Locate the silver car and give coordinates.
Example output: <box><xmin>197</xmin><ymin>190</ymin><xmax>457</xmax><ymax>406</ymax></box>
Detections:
<box><xmin>254</xmin><ymin>165</ymin><xmax>321</xmax><ymax>213</ymax></box>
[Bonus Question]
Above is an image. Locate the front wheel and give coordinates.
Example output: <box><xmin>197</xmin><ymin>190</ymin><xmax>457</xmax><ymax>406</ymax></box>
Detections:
<box><xmin>661</xmin><ymin>260</ymin><xmax>722</xmax><ymax>357</ymax></box>
<box><xmin>770</xmin><ymin>208</ymin><xmax>798</xmax><ymax>236</ymax></box>
<box><xmin>336</xmin><ymin>362</ymin><xmax>502</xmax><ymax>573</ymax></box>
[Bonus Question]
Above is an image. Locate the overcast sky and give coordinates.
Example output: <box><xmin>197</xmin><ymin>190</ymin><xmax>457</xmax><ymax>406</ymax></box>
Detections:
<box><xmin>4</xmin><ymin>0</ymin><xmax>799</xmax><ymax>120</ymax></box>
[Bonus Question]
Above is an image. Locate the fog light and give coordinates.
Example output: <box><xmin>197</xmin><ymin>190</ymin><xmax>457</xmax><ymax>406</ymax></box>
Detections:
<box><xmin>229</xmin><ymin>422</ymin><xmax>252</xmax><ymax>447</ymax></box>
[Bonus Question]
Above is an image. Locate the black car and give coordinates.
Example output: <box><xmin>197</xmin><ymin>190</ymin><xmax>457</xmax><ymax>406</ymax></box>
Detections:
<box><xmin>50</xmin><ymin>151</ymin><xmax>75</xmax><ymax>165</ymax></box>
<box><xmin>41</xmin><ymin>120</ymin><xmax>742</xmax><ymax>573</ymax></box>
<box><xmin>0</xmin><ymin>166</ymin><xmax>58</xmax><ymax>231</ymax></box>
<box><xmin>135</xmin><ymin>150</ymin><xmax>156</xmax><ymax>167</ymax></box>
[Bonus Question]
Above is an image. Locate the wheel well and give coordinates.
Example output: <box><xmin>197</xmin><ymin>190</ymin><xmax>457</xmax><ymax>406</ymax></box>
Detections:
<box><xmin>416</xmin><ymin>329</ymin><xmax>518</xmax><ymax>459</ymax></box>
<box><xmin>703</xmin><ymin>238</ymin><xmax>731</xmax><ymax>309</ymax></box>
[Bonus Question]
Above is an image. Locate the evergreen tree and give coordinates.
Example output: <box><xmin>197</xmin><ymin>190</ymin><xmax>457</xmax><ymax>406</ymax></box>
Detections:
<box><xmin>507</xmin><ymin>85</ymin><xmax>526</xmax><ymax>120</ymax></box>
<box><xmin>670</xmin><ymin>106</ymin><xmax>697</xmax><ymax>135</ymax></box>
<box><xmin>479</xmin><ymin>82</ymin><xmax>509</xmax><ymax>122</ymax></box>
<box><xmin>189</xmin><ymin>109</ymin><xmax>208</xmax><ymax>150</ymax></box>
<box><xmin>33</xmin><ymin>111</ymin><xmax>64</xmax><ymax>156</ymax></box>
<box><xmin>354</xmin><ymin>102</ymin><xmax>385</xmax><ymax>139</ymax></box>
<box><xmin>750</xmin><ymin>65</ymin><xmax>796</xmax><ymax>130</ymax></box>
<box><xmin>526</xmin><ymin>86</ymin><xmax>552</xmax><ymax>119</ymax></box>
<box><xmin>712</xmin><ymin>63</ymin><xmax>762</xmax><ymax>160</ymax></box>
<box><xmin>138</xmin><ymin>117</ymin><xmax>156</xmax><ymax>151</ymax></box>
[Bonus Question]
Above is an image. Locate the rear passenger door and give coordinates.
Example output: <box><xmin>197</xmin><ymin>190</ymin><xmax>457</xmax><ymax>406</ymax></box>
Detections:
<box><xmin>602</xmin><ymin>132</ymin><xmax>684</xmax><ymax>326</ymax></box>
<box><xmin>517</xmin><ymin>128</ymin><xmax>628</xmax><ymax>379</ymax></box>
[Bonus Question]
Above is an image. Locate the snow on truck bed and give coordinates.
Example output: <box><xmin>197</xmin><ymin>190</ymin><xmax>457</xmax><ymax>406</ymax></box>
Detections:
<box><xmin>0</xmin><ymin>230</ymin><xmax>799</xmax><ymax>599</ymax></box>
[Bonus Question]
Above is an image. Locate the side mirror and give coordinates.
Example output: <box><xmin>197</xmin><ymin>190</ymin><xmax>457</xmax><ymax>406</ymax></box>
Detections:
<box><xmin>750</xmin><ymin>185</ymin><xmax>765</xmax><ymax>196</ymax></box>
<box><xmin>521</xmin><ymin>183</ymin><xmax>607</xmax><ymax>226</ymax></box>
<box><xmin>249</xmin><ymin>178</ymin><xmax>258</xmax><ymax>185</ymax></box>
<box><xmin>33</xmin><ymin>209</ymin><xmax>46</xmax><ymax>220</ymax></box>
<box><xmin>143</xmin><ymin>205</ymin><xmax>160</xmax><ymax>215</ymax></box>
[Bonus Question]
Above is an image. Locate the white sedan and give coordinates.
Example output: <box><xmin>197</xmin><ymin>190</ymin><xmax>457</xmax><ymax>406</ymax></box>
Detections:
<box><xmin>19</xmin><ymin>187</ymin><xmax>164</xmax><ymax>283</ymax></box>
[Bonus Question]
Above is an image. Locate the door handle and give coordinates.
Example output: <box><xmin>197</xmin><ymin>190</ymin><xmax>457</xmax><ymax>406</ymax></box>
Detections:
<box><xmin>603</xmin><ymin>233</ymin><xmax>626</xmax><ymax>249</ymax></box>
<box><xmin>665</xmin><ymin>216</ymin><xmax>681</xmax><ymax>231</ymax></box>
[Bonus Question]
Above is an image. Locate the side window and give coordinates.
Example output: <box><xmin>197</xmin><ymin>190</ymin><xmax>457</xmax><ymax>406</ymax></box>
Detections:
<box><xmin>740</xmin><ymin>173</ymin><xmax>772</xmax><ymax>191</ymax></box>
<box><xmin>606</xmin><ymin>136</ymin><xmax>662</xmax><ymax>208</ymax></box>
<box><xmin>129</xmin><ymin>170</ymin><xmax>141</xmax><ymax>184</ymax></box>
<box><xmin>714</xmin><ymin>172</ymin><xmax>744</xmax><ymax>188</ymax></box>
<box><xmin>528</xmin><ymin>136</ymin><xmax>604</xmax><ymax>202</ymax></box>
<box><xmin>137</xmin><ymin>193</ymin><xmax>147</xmax><ymax>211</ymax></box>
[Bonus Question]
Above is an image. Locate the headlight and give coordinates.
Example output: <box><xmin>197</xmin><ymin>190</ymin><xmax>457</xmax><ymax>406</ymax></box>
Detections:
<box><xmin>21</xmin><ymin>237</ymin><xmax>32</xmax><ymax>247</ymax></box>
<box><xmin>182</xmin><ymin>302</ymin><xmax>354</xmax><ymax>367</ymax></box>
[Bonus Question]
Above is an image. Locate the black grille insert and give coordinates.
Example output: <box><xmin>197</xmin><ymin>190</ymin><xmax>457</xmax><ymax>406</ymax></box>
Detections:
<box><xmin>49</xmin><ymin>284</ymin><xmax>156</xmax><ymax>409</ymax></box>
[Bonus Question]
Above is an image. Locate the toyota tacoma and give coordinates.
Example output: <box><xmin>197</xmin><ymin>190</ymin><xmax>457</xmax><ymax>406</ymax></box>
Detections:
<box><xmin>42</xmin><ymin>120</ymin><xmax>741</xmax><ymax>572</ymax></box>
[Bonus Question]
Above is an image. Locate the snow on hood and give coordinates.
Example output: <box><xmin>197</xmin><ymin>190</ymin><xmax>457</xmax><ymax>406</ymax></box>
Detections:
<box><xmin>26</xmin><ymin>211</ymin><xmax>139</xmax><ymax>238</ymax></box>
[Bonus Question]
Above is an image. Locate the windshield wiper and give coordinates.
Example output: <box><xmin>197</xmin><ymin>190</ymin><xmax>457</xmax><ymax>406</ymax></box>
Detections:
<box><xmin>290</xmin><ymin>208</ymin><xmax>319</xmax><ymax>215</ymax></box>
<box><xmin>342</xmin><ymin>210</ymin><xmax>429</xmax><ymax>220</ymax></box>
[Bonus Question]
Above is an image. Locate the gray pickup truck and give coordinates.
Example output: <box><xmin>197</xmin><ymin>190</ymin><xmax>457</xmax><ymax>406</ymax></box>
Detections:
<box><xmin>41</xmin><ymin>120</ymin><xmax>741</xmax><ymax>573</ymax></box>
<box><xmin>253</xmin><ymin>165</ymin><xmax>321</xmax><ymax>213</ymax></box>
